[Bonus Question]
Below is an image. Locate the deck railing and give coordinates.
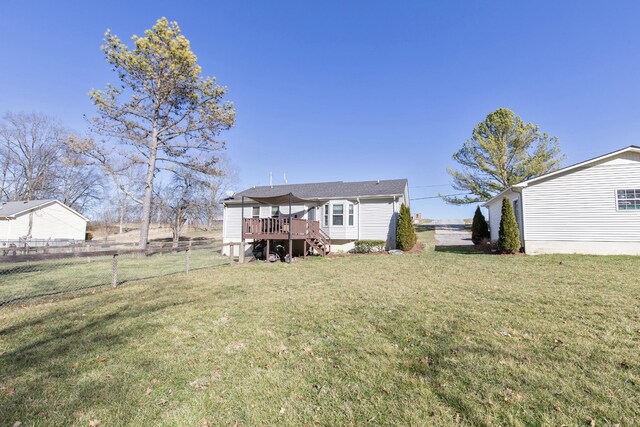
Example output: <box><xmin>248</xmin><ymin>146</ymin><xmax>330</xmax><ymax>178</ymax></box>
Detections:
<box><xmin>243</xmin><ymin>218</ymin><xmax>323</xmax><ymax>239</ymax></box>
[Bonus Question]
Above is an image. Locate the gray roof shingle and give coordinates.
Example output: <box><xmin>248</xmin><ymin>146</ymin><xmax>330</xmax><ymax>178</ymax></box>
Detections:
<box><xmin>228</xmin><ymin>179</ymin><xmax>408</xmax><ymax>201</ymax></box>
<box><xmin>0</xmin><ymin>199</ymin><xmax>57</xmax><ymax>218</ymax></box>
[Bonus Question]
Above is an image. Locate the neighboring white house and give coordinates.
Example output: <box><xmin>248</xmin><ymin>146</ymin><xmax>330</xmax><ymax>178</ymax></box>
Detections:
<box><xmin>482</xmin><ymin>146</ymin><xmax>640</xmax><ymax>255</ymax></box>
<box><xmin>221</xmin><ymin>179</ymin><xmax>410</xmax><ymax>256</ymax></box>
<box><xmin>0</xmin><ymin>199</ymin><xmax>88</xmax><ymax>244</ymax></box>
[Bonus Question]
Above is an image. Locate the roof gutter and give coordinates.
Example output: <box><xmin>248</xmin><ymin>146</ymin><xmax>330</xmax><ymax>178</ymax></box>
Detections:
<box><xmin>222</xmin><ymin>194</ymin><xmax>405</xmax><ymax>205</ymax></box>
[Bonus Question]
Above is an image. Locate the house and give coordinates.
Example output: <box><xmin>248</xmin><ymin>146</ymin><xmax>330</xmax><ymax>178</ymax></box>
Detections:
<box><xmin>221</xmin><ymin>179</ymin><xmax>410</xmax><ymax>257</ymax></box>
<box><xmin>0</xmin><ymin>199</ymin><xmax>88</xmax><ymax>245</ymax></box>
<box><xmin>482</xmin><ymin>146</ymin><xmax>640</xmax><ymax>255</ymax></box>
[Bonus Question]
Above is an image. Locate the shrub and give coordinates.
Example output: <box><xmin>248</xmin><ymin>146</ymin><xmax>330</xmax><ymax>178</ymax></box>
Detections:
<box><xmin>497</xmin><ymin>197</ymin><xmax>520</xmax><ymax>254</ymax></box>
<box><xmin>354</xmin><ymin>240</ymin><xmax>386</xmax><ymax>253</ymax></box>
<box><xmin>85</xmin><ymin>232</ymin><xmax>94</xmax><ymax>241</ymax></box>
<box><xmin>471</xmin><ymin>206</ymin><xmax>490</xmax><ymax>245</ymax></box>
<box><xmin>396</xmin><ymin>204</ymin><xmax>417</xmax><ymax>251</ymax></box>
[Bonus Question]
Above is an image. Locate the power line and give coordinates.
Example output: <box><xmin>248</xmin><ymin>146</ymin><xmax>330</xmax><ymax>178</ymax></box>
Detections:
<box><xmin>410</xmin><ymin>193</ymin><xmax>471</xmax><ymax>201</ymax></box>
<box><xmin>409</xmin><ymin>184</ymin><xmax>451</xmax><ymax>188</ymax></box>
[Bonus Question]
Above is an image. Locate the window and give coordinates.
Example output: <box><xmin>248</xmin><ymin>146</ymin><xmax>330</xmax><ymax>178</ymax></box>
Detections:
<box><xmin>271</xmin><ymin>206</ymin><xmax>280</xmax><ymax>217</ymax></box>
<box><xmin>617</xmin><ymin>189</ymin><xmax>640</xmax><ymax>210</ymax></box>
<box><xmin>323</xmin><ymin>205</ymin><xmax>329</xmax><ymax>226</ymax></box>
<box><xmin>332</xmin><ymin>204</ymin><xmax>344</xmax><ymax>226</ymax></box>
<box><xmin>252</xmin><ymin>207</ymin><xmax>260</xmax><ymax>218</ymax></box>
<box><xmin>308</xmin><ymin>206</ymin><xmax>316</xmax><ymax>221</ymax></box>
<box><xmin>348</xmin><ymin>204</ymin><xmax>354</xmax><ymax>226</ymax></box>
<box><xmin>513</xmin><ymin>200</ymin><xmax>520</xmax><ymax>225</ymax></box>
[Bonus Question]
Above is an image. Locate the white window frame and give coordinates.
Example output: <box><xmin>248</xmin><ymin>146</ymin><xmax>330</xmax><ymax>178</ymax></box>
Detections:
<box><xmin>323</xmin><ymin>204</ymin><xmax>329</xmax><ymax>227</ymax></box>
<box><xmin>252</xmin><ymin>206</ymin><xmax>260</xmax><ymax>218</ymax></box>
<box><xmin>332</xmin><ymin>203</ymin><xmax>345</xmax><ymax>226</ymax></box>
<box><xmin>616</xmin><ymin>189</ymin><xmax>640</xmax><ymax>211</ymax></box>
<box><xmin>271</xmin><ymin>206</ymin><xmax>280</xmax><ymax>217</ymax></box>
<box><xmin>348</xmin><ymin>203</ymin><xmax>354</xmax><ymax>226</ymax></box>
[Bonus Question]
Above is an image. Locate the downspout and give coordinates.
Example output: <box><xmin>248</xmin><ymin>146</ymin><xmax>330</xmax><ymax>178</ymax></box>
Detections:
<box><xmin>512</xmin><ymin>187</ymin><xmax>526</xmax><ymax>253</ymax></box>
<box><xmin>356</xmin><ymin>197</ymin><xmax>360</xmax><ymax>240</ymax></box>
<box><xmin>394</xmin><ymin>196</ymin><xmax>398</xmax><ymax>248</ymax></box>
<box><xmin>241</xmin><ymin>196</ymin><xmax>245</xmax><ymax>245</ymax></box>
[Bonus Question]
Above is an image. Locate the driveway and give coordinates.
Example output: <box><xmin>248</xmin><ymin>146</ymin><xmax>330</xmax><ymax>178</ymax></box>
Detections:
<box><xmin>432</xmin><ymin>219</ymin><xmax>473</xmax><ymax>247</ymax></box>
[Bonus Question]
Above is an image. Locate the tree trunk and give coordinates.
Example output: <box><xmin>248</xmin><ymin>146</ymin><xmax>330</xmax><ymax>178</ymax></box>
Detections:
<box><xmin>138</xmin><ymin>129</ymin><xmax>159</xmax><ymax>250</ymax></box>
<box><xmin>119</xmin><ymin>197</ymin><xmax>125</xmax><ymax>234</ymax></box>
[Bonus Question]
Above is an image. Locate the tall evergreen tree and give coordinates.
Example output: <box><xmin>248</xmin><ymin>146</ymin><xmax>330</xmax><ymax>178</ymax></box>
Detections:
<box><xmin>73</xmin><ymin>18</ymin><xmax>235</xmax><ymax>249</ymax></box>
<box><xmin>471</xmin><ymin>206</ymin><xmax>490</xmax><ymax>245</ymax></box>
<box><xmin>444</xmin><ymin>108</ymin><xmax>563</xmax><ymax>204</ymax></box>
<box><xmin>396</xmin><ymin>204</ymin><xmax>417</xmax><ymax>250</ymax></box>
<box><xmin>497</xmin><ymin>198</ymin><xmax>521</xmax><ymax>254</ymax></box>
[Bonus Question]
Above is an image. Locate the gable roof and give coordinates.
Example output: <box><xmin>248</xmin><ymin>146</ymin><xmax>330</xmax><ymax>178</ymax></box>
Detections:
<box><xmin>482</xmin><ymin>145</ymin><xmax>640</xmax><ymax>207</ymax></box>
<box><xmin>0</xmin><ymin>199</ymin><xmax>89</xmax><ymax>221</ymax></box>
<box><xmin>226</xmin><ymin>179</ymin><xmax>408</xmax><ymax>203</ymax></box>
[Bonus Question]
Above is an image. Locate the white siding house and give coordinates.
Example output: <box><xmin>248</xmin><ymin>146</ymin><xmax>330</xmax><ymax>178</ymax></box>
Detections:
<box><xmin>0</xmin><ymin>199</ymin><xmax>88</xmax><ymax>244</ymax></box>
<box><xmin>483</xmin><ymin>146</ymin><xmax>640</xmax><ymax>255</ymax></box>
<box><xmin>221</xmin><ymin>179</ymin><xmax>409</xmax><ymax>256</ymax></box>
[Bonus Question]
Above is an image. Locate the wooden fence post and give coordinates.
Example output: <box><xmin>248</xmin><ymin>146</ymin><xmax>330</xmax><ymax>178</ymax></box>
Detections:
<box><xmin>111</xmin><ymin>254</ymin><xmax>118</xmax><ymax>288</ymax></box>
<box><xmin>185</xmin><ymin>242</ymin><xmax>191</xmax><ymax>275</ymax></box>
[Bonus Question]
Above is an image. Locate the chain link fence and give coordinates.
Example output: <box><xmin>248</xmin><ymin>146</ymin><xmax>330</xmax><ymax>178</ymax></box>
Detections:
<box><xmin>0</xmin><ymin>239</ymin><xmax>233</xmax><ymax>307</ymax></box>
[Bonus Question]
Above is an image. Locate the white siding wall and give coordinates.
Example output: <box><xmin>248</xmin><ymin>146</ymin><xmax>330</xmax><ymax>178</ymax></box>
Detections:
<box><xmin>0</xmin><ymin>202</ymin><xmax>86</xmax><ymax>241</ymax></box>
<box><xmin>222</xmin><ymin>196</ymin><xmax>400</xmax><ymax>253</ymax></box>
<box><xmin>320</xmin><ymin>200</ymin><xmax>359</xmax><ymax>240</ymax></box>
<box><xmin>523</xmin><ymin>153</ymin><xmax>640</xmax><ymax>253</ymax></box>
<box><xmin>359</xmin><ymin>198</ymin><xmax>397</xmax><ymax>248</ymax></box>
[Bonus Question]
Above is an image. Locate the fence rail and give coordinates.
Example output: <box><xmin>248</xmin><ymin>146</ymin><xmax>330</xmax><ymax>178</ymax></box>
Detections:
<box><xmin>0</xmin><ymin>239</ymin><xmax>239</xmax><ymax>308</ymax></box>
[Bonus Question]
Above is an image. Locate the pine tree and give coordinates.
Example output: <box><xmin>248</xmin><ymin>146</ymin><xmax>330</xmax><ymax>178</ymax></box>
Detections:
<box><xmin>444</xmin><ymin>108</ymin><xmax>563</xmax><ymax>204</ymax></box>
<box><xmin>471</xmin><ymin>206</ymin><xmax>490</xmax><ymax>245</ymax></box>
<box><xmin>497</xmin><ymin>197</ymin><xmax>521</xmax><ymax>254</ymax></box>
<box><xmin>396</xmin><ymin>204</ymin><xmax>417</xmax><ymax>250</ymax></box>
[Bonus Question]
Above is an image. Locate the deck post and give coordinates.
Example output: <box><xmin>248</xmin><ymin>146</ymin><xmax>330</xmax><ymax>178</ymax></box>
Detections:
<box><xmin>288</xmin><ymin>193</ymin><xmax>292</xmax><ymax>263</ymax></box>
<box><xmin>303</xmin><ymin>240</ymin><xmax>307</xmax><ymax>259</ymax></box>
<box><xmin>266</xmin><ymin>239</ymin><xmax>270</xmax><ymax>262</ymax></box>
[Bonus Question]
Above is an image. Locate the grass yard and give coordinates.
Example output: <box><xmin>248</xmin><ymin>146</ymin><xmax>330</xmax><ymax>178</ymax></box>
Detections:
<box><xmin>0</xmin><ymin>229</ymin><xmax>639</xmax><ymax>426</ymax></box>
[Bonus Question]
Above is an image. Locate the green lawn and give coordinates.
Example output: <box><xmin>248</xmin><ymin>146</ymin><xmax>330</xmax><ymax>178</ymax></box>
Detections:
<box><xmin>0</xmin><ymin>229</ymin><xmax>638</xmax><ymax>426</ymax></box>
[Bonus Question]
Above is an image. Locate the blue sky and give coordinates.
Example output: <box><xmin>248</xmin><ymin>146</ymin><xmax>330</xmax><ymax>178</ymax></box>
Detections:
<box><xmin>1</xmin><ymin>1</ymin><xmax>640</xmax><ymax>218</ymax></box>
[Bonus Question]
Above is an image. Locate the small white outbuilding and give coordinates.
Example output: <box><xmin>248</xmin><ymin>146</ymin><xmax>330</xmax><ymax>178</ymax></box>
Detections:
<box><xmin>482</xmin><ymin>146</ymin><xmax>640</xmax><ymax>255</ymax></box>
<box><xmin>0</xmin><ymin>199</ymin><xmax>88</xmax><ymax>244</ymax></box>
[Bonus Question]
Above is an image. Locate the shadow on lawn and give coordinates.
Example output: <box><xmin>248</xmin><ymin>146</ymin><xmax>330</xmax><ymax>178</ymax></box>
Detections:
<box><xmin>434</xmin><ymin>245</ymin><xmax>484</xmax><ymax>255</ymax></box>
<box><xmin>0</xmin><ymin>290</ymin><xmax>195</xmax><ymax>424</ymax></box>
<box><xmin>399</xmin><ymin>319</ymin><xmax>518</xmax><ymax>425</ymax></box>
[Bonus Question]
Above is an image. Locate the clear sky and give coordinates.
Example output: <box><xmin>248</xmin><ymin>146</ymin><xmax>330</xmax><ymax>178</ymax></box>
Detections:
<box><xmin>1</xmin><ymin>1</ymin><xmax>640</xmax><ymax>218</ymax></box>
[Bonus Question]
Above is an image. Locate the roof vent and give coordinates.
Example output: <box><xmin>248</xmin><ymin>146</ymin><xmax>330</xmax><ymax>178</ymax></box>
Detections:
<box><xmin>376</xmin><ymin>179</ymin><xmax>380</xmax><ymax>184</ymax></box>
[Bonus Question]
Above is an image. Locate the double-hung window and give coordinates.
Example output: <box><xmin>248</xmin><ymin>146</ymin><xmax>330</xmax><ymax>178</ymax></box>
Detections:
<box><xmin>617</xmin><ymin>189</ymin><xmax>640</xmax><ymax>210</ymax></box>
<box><xmin>252</xmin><ymin>207</ymin><xmax>260</xmax><ymax>218</ymax></box>
<box><xmin>348</xmin><ymin>204</ymin><xmax>354</xmax><ymax>226</ymax></box>
<box><xmin>332</xmin><ymin>204</ymin><xmax>344</xmax><ymax>226</ymax></box>
<box><xmin>271</xmin><ymin>206</ymin><xmax>280</xmax><ymax>217</ymax></box>
<box><xmin>323</xmin><ymin>205</ymin><xmax>329</xmax><ymax>226</ymax></box>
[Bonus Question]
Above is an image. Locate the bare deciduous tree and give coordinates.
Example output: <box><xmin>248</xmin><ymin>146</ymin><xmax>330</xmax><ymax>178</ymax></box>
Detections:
<box><xmin>0</xmin><ymin>112</ymin><xmax>104</xmax><ymax>213</ymax></box>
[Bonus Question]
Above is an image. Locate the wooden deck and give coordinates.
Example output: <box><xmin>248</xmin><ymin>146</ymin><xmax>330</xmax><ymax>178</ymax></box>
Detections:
<box><xmin>243</xmin><ymin>218</ymin><xmax>331</xmax><ymax>256</ymax></box>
